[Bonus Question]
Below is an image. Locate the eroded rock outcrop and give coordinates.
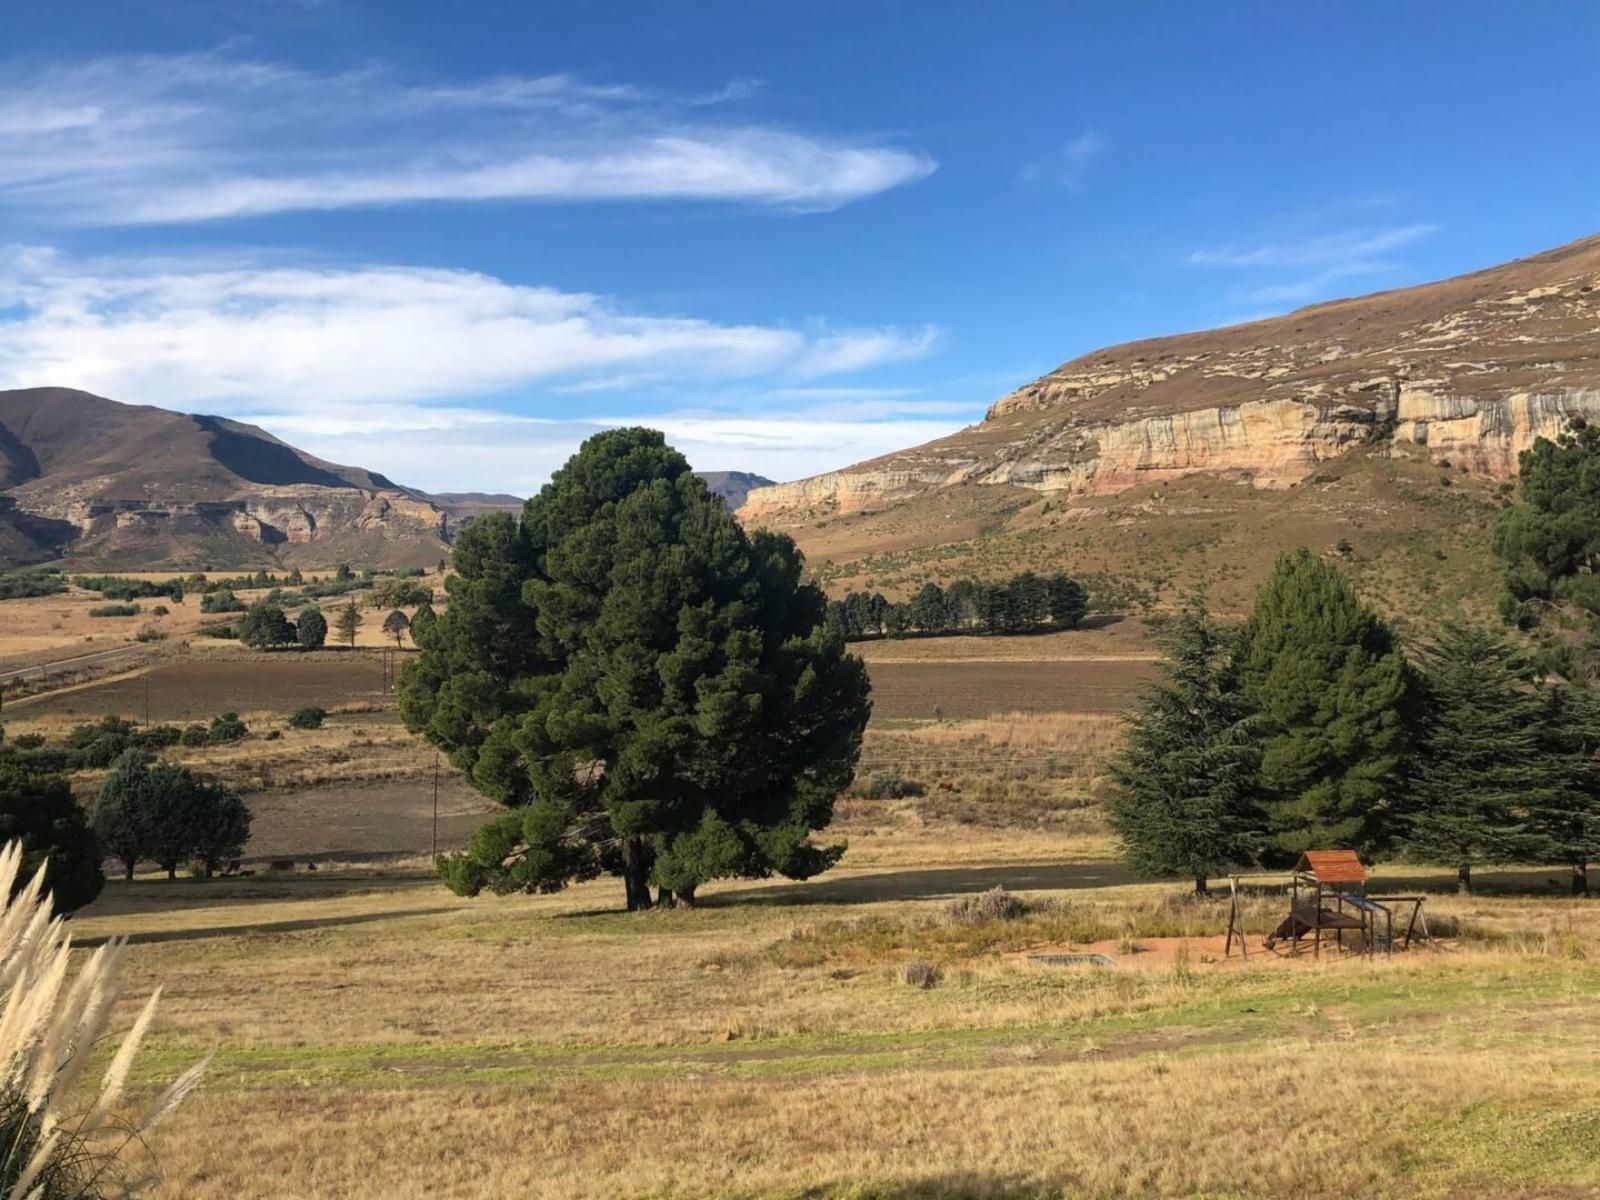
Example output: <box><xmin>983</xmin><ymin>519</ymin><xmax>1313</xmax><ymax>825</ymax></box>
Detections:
<box><xmin>744</xmin><ymin>234</ymin><xmax>1600</xmax><ymax>522</ymax></box>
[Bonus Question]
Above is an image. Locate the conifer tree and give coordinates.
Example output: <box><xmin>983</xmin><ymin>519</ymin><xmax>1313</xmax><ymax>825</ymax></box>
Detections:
<box><xmin>1233</xmin><ymin>548</ymin><xmax>1415</xmax><ymax>857</ymax></box>
<box><xmin>400</xmin><ymin>428</ymin><xmax>871</xmax><ymax>911</ymax></box>
<box><xmin>1403</xmin><ymin>624</ymin><xmax>1567</xmax><ymax>893</ymax></box>
<box><xmin>335</xmin><ymin>601</ymin><xmax>362</xmax><ymax>649</ymax></box>
<box><xmin>1535</xmin><ymin>683</ymin><xmax>1600</xmax><ymax>894</ymax></box>
<box><xmin>1106</xmin><ymin>595</ymin><xmax>1266</xmax><ymax>893</ymax></box>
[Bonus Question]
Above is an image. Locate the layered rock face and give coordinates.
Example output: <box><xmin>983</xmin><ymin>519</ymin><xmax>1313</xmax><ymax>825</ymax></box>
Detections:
<box><xmin>743</xmin><ymin>235</ymin><xmax>1600</xmax><ymax>522</ymax></box>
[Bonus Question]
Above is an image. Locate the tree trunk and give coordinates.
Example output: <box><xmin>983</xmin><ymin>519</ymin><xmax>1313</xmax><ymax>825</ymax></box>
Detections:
<box><xmin>656</xmin><ymin>887</ymin><xmax>675</xmax><ymax>909</ymax></box>
<box><xmin>1457</xmin><ymin>862</ymin><xmax>1472</xmax><ymax>895</ymax></box>
<box><xmin>124</xmin><ymin>861</ymin><xmax>135</xmax><ymax>882</ymax></box>
<box><xmin>1193</xmin><ymin>875</ymin><xmax>1210</xmax><ymax>898</ymax></box>
<box><xmin>1573</xmin><ymin>862</ymin><xmax>1589</xmax><ymax>896</ymax></box>
<box><xmin>166</xmin><ymin>864</ymin><xmax>177</xmax><ymax>881</ymax></box>
<box><xmin>621</xmin><ymin>839</ymin><xmax>652</xmax><ymax>912</ymax></box>
<box><xmin>677</xmin><ymin>884</ymin><xmax>696</xmax><ymax>909</ymax></box>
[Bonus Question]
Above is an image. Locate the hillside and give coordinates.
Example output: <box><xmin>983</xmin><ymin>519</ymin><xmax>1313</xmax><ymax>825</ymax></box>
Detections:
<box><xmin>742</xmin><ymin>234</ymin><xmax>1600</xmax><ymax>621</ymax></box>
<box><xmin>0</xmin><ymin>388</ymin><xmax>451</xmax><ymax>569</ymax></box>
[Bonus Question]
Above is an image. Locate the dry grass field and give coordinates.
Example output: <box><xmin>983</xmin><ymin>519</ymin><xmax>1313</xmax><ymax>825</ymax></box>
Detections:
<box><xmin>8</xmin><ymin>635</ymin><xmax>1598</xmax><ymax>1197</ymax></box>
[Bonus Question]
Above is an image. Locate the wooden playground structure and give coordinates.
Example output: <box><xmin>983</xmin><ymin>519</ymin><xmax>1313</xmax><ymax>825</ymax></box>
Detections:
<box><xmin>1225</xmin><ymin>850</ymin><xmax>1431</xmax><ymax>959</ymax></box>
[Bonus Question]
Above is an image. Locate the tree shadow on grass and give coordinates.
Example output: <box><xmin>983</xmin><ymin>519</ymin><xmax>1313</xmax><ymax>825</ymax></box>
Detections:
<box><xmin>74</xmin><ymin>905</ymin><xmax>460</xmax><ymax>948</ymax></box>
<box><xmin>705</xmin><ymin>860</ymin><xmax>1134</xmax><ymax>909</ymax></box>
<box><xmin>791</xmin><ymin>1174</ymin><xmax>1058</xmax><ymax>1199</ymax></box>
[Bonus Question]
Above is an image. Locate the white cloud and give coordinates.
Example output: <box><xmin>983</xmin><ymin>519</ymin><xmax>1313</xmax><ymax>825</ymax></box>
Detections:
<box><xmin>1188</xmin><ymin>223</ymin><xmax>1440</xmax><ymax>311</ymax></box>
<box><xmin>1186</xmin><ymin>224</ymin><xmax>1438</xmax><ymax>268</ymax></box>
<box><xmin>0</xmin><ymin>245</ymin><xmax>958</xmax><ymax>488</ymax></box>
<box><xmin>0</xmin><ymin>53</ymin><xmax>934</xmax><ymax>224</ymax></box>
<box><xmin>0</xmin><ymin>246</ymin><xmax>940</xmax><ymax>409</ymax></box>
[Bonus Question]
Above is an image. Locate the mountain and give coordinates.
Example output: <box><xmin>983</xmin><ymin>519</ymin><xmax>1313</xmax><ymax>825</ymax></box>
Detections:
<box><xmin>741</xmin><ymin>235</ymin><xmax>1600</xmax><ymax>619</ymax></box>
<box><xmin>698</xmin><ymin>471</ymin><xmax>777</xmax><ymax>510</ymax></box>
<box><xmin>0</xmin><ymin>388</ymin><xmax>451</xmax><ymax>569</ymax></box>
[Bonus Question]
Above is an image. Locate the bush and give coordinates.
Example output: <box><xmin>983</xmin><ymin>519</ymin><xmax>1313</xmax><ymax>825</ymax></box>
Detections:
<box><xmin>0</xmin><ymin>570</ymin><xmax>66</xmax><ymax>601</ymax></box>
<box><xmin>88</xmin><ymin>603</ymin><xmax>140</xmax><ymax>618</ymax></box>
<box><xmin>0</xmin><ymin>756</ymin><xmax>104</xmax><ymax>913</ymax></box>
<box><xmin>946</xmin><ymin>886</ymin><xmax>1030</xmax><ymax>924</ymax></box>
<box><xmin>208</xmin><ymin>713</ymin><xmax>247</xmax><ymax>744</ymax></box>
<box><xmin>898</xmin><ymin>959</ymin><xmax>943</xmax><ymax>989</ymax></box>
<box><xmin>8</xmin><ymin>734</ymin><xmax>43</xmax><ymax>751</ymax></box>
<box><xmin>180</xmin><ymin>724</ymin><xmax>209</xmax><ymax>747</ymax></box>
<box><xmin>288</xmin><ymin>706</ymin><xmax>327</xmax><ymax>730</ymax></box>
<box><xmin>863</xmin><ymin>769</ymin><xmax>923</xmax><ymax>800</ymax></box>
<box><xmin>200</xmin><ymin>589</ymin><xmax>245</xmax><ymax>614</ymax></box>
<box><xmin>134</xmin><ymin>625</ymin><xmax>166</xmax><ymax>643</ymax></box>
<box><xmin>151</xmin><ymin>604</ymin><xmax>170</xmax><ymax>616</ymax></box>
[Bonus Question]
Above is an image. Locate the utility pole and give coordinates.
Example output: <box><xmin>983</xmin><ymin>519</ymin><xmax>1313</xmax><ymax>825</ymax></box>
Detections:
<box><xmin>431</xmin><ymin>750</ymin><xmax>439</xmax><ymax>859</ymax></box>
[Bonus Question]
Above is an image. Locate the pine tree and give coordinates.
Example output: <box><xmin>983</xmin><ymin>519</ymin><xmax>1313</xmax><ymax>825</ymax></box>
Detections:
<box><xmin>1535</xmin><ymin>683</ymin><xmax>1600</xmax><ymax>894</ymax></box>
<box><xmin>1105</xmin><ymin>596</ymin><xmax>1265</xmax><ymax>894</ymax></box>
<box><xmin>1046</xmin><ymin>573</ymin><xmax>1089</xmax><ymax>627</ymax></box>
<box><xmin>335</xmin><ymin>601</ymin><xmax>362</xmax><ymax>649</ymax></box>
<box><xmin>1402</xmin><ymin>624</ymin><xmax>1566</xmax><ymax>893</ymax></box>
<box><xmin>400</xmin><ymin>428</ymin><xmax>872</xmax><ymax>911</ymax></box>
<box><xmin>1233</xmin><ymin>548</ymin><xmax>1416</xmax><ymax>858</ymax></box>
<box><xmin>909</xmin><ymin>583</ymin><xmax>947</xmax><ymax>633</ymax></box>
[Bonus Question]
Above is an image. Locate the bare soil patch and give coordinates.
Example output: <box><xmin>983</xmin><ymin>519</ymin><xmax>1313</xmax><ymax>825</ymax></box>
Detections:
<box><xmin>866</xmin><ymin>659</ymin><xmax>1150</xmax><ymax>720</ymax></box>
<box><xmin>243</xmin><ymin>778</ymin><xmax>498</xmax><ymax>863</ymax></box>
<box><xmin>14</xmin><ymin>656</ymin><xmax>390</xmax><ymax>721</ymax></box>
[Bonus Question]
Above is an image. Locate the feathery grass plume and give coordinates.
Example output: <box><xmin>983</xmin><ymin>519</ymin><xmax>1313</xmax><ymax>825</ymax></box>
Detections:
<box><xmin>0</xmin><ymin>841</ymin><xmax>207</xmax><ymax>1199</ymax></box>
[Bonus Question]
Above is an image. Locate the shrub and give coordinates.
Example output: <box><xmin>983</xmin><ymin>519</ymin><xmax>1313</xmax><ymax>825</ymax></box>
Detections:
<box><xmin>8</xmin><ymin>734</ymin><xmax>44</xmax><ymax>751</ymax></box>
<box><xmin>0</xmin><ymin>570</ymin><xmax>66</xmax><ymax>601</ymax></box>
<box><xmin>151</xmin><ymin>604</ymin><xmax>170</xmax><ymax>616</ymax></box>
<box><xmin>288</xmin><ymin>706</ymin><xmax>327</xmax><ymax>730</ymax></box>
<box><xmin>898</xmin><ymin>959</ymin><xmax>943</xmax><ymax>989</ymax></box>
<box><xmin>863</xmin><ymin>769</ymin><xmax>922</xmax><ymax>800</ymax></box>
<box><xmin>946</xmin><ymin>886</ymin><xmax>1030</xmax><ymax>924</ymax></box>
<box><xmin>208</xmin><ymin>712</ymin><xmax>247</xmax><ymax>744</ymax></box>
<box><xmin>200</xmin><ymin>589</ymin><xmax>245</xmax><ymax>614</ymax></box>
<box><xmin>134</xmin><ymin>625</ymin><xmax>166</xmax><ymax>643</ymax></box>
<box><xmin>88</xmin><ymin>603</ymin><xmax>140</xmax><ymax>618</ymax></box>
<box><xmin>180</xmin><ymin>723</ymin><xmax>209</xmax><ymax>747</ymax></box>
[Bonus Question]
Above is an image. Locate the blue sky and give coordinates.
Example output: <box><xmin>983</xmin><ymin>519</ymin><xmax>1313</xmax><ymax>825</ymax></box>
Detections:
<box><xmin>0</xmin><ymin>2</ymin><xmax>1595</xmax><ymax>492</ymax></box>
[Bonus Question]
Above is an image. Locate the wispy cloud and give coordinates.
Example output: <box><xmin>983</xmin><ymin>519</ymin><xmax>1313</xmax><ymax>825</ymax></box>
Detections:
<box><xmin>1187</xmin><ymin>222</ymin><xmax>1440</xmax><ymax>309</ymax></box>
<box><xmin>0</xmin><ymin>53</ymin><xmax>935</xmax><ymax>225</ymax></box>
<box><xmin>0</xmin><ymin>246</ymin><xmax>942</xmax><ymax>410</ymax></box>
<box><xmin>1019</xmin><ymin>131</ymin><xmax>1106</xmax><ymax>193</ymax></box>
<box><xmin>1186</xmin><ymin>223</ymin><xmax>1439</xmax><ymax>269</ymax></box>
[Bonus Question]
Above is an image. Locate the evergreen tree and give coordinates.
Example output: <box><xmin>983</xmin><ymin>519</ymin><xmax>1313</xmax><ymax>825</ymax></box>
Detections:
<box><xmin>400</xmin><ymin>428</ymin><xmax>872</xmax><ymax>911</ymax></box>
<box><xmin>189</xmin><ymin>781</ymin><xmax>251</xmax><ymax>878</ymax></box>
<box><xmin>0</xmin><ymin>753</ymin><xmax>103</xmax><ymax>912</ymax></box>
<box><xmin>409</xmin><ymin>601</ymin><xmax>438</xmax><ymax>648</ymax></box>
<box><xmin>909</xmin><ymin>583</ymin><xmax>947</xmax><ymax>633</ymax></box>
<box><xmin>91</xmin><ymin>750</ymin><xmax>149</xmax><ymax>881</ymax></box>
<box><xmin>1535</xmin><ymin>683</ymin><xmax>1600</xmax><ymax>894</ymax></box>
<box><xmin>335</xmin><ymin>601</ymin><xmax>362</xmax><ymax>649</ymax></box>
<box><xmin>1493</xmin><ymin>419</ymin><xmax>1600</xmax><ymax>629</ymax></box>
<box><xmin>238</xmin><ymin>601</ymin><xmax>296</xmax><ymax>650</ymax></box>
<box><xmin>1403</xmin><ymin>624</ymin><xmax>1566</xmax><ymax>893</ymax></box>
<box><xmin>1047</xmin><ymin>573</ymin><xmax>1089</xmax><ymax>627</ymax></box>
<box><xmin>296</xmin><ymin>606</ymin><xmax>328</xmax><ymax>650</ymax></box>
<box><xmin>1233</xmin><ymin>548</ymin><xmax>1416</xmax><ymax>858</ymax></box>
<box><xmin>1011</xmin><ymin>572</ymin><xmax>1049</xmax><ymax>627</ymax></box>
<box><xmin>944</xmin><ymin>579</ymin><xmax>979</xmax><ymax>629</ymax></box>
<box><xmin>1105</xmin><ymin>596</ymin><xmax>1266</xmax><ymax>894</ymax></box>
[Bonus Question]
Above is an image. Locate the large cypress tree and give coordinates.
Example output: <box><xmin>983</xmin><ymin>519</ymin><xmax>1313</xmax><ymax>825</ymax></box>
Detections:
<box><xmin>1105</xmin><ymin>595</ymin><xmax>1266</xmax><ymax>894</ymax></box>
<box><xmin>1233</xmin><ymin>548</ymin><xmax>1416</xmax><ymax>858</ymax></box>
<box><xmin>399</xmin><ymin>428</ymin><xmax>871</xmax><ymax>910</ymax></box>
<box><xmin>1402</xmin><ymin>624</ymin><xmax>1567</xmax><ymax>893</ymax></box>
<box><xmin>1535</xmin><ymin>683</ymin><xmax>1600</xmax><ymax>894</ymax></box>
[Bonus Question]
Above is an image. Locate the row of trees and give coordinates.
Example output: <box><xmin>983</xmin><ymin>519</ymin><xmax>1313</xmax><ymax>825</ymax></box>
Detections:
<box><xmin>826</xmin><ymin>572</ymin><xmax>1088</xmax><ymax>640</ymax></box>
<box><xmin>89</xmin><ymin>751</ymin><xmax>252</xmax><ymax>881</ymax></box>
<box><xmin>1109</xmin><ymin>548</ymin><xmax>1600</xmax><ymax>895</ymax></box>
<box><xmin>236</xmin><ymin>599</ymin><xmax>424</xmax><ymax>650</ymax></box>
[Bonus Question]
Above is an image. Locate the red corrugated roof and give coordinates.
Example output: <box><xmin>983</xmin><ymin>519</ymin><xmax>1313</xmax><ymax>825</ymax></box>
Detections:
<box><xmin>1296</xmin><ymin>850</ymin><xmax>1368</xmax><ymax>884</ymax></box>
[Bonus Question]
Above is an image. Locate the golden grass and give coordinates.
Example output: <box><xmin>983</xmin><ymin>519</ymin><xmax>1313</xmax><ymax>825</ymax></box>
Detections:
<box><xmin>59</xmin><ymin>843</ymin><xmax>1600</xmax><ymax>1198</ymax></box>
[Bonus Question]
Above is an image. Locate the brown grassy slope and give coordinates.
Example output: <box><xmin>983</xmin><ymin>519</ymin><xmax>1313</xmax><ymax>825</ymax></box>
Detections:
<box><xmin>789</xmin><ymin>443</ymin><xmax>1504</xmax><ymax>627</ymax></box>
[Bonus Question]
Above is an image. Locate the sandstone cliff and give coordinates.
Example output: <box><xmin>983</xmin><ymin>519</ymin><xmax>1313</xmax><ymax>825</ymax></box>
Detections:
<box><xmin>743</xmin><ymin>235</ymin><xmax>1600</xmax><ymax>523</ymax></box>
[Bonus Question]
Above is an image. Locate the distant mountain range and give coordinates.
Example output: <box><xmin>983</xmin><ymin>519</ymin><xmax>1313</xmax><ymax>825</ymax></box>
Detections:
<box><xmin>0</xmin><ymin>388</ymin><xmax>778</xmax><ymax>569</ymax></box>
